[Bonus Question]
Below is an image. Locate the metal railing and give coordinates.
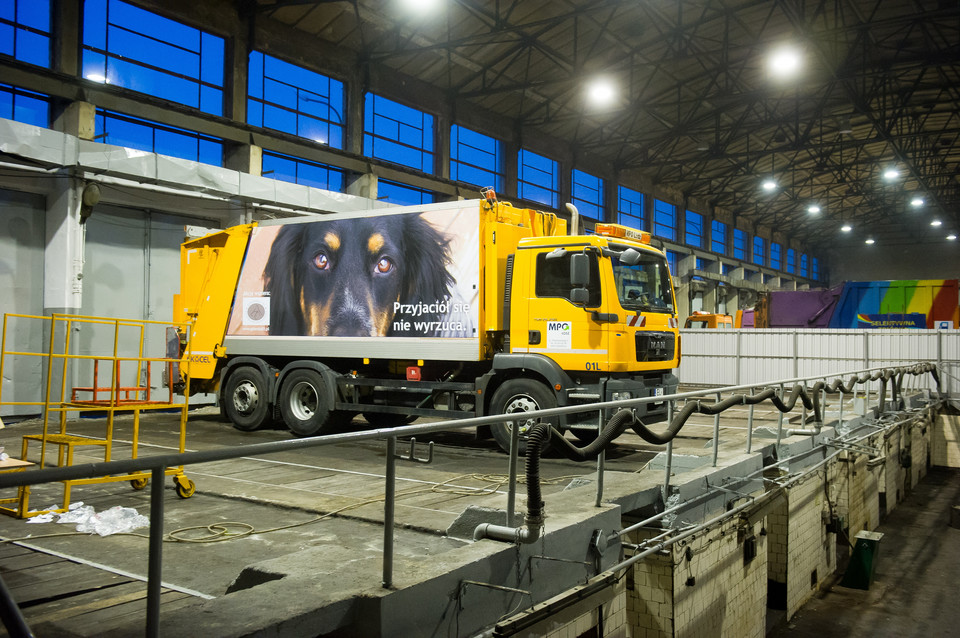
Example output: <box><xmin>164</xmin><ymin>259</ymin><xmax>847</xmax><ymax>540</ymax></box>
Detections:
<box><xmin>0</xmin><ymin>361</ymin><xmax>944</xmax><ymax>637</ymax></box>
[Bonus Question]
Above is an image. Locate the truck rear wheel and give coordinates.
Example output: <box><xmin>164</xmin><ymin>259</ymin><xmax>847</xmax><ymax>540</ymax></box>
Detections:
<box><xmin>280</xmin><ymin>369</ymin><xmax>334</xmax><ymax>437</ymax></box>
<box><xmin>224</xmin><ymin>367</ymin><xmax>270</xmax><ymax>431</ymax></box>
<box><xmin>489</xmin><ymin>379</ymin><xmax>558</xmax><ymax>455</ymax></box>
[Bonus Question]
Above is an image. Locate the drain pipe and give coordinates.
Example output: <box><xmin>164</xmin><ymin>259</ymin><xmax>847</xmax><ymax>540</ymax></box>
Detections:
<box><xmin>474</xmin><ymin>423</ymin><xmax>549</xmax><ymax>544</ymax></box>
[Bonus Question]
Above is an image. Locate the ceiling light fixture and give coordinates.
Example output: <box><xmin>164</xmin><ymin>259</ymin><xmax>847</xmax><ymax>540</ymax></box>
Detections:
<box><xmin>883</xmin><ymin>168</ymin><xmax>899</xmax><ymax>181</ymax></box>
<box><xmin>85</xmin><ymin>73</ymin><xmax>107</xmax><ymax>84</ymax></box>
<box><xmin>768</xmin><ymin>46</ymin><xmax>802</xmax><ymax>79</ymax></box>
<box><xmin>948</xmin><ymin>234</ymin><xmax>957</xmax><ymax>241</ymax></box>
<box><xmin>910</xmin><ymin>197</ymin><xmax>925</xmax><ymax>208</ymax></box>
<box><xmin>865</xmin><ymin>238</ymin><xmax>875</xmax><ymax>245</ymax></box>
<box><xmin>586</xmin><ymin>77</ymin><xmax>616</xmax><ymax>108</ymax></box>
<box><xmin>807</xmin><ymin>204</ymin><xmax>821</xmax><ymax>214</ymax></box>
<box><xmin>399</xmin><ymin>0</ymin><xmax>442</xmax><ymax>14</ymax></box>
<box><xmin>762</xmin><ymin>179</ymin><xmax>777</xmax><ymax>192</ymax></box>
<box><xmin>931</xmin><ymin>220</ymin><xmax>943</xmax><ymax>227</ymax></box>
<box><xmin>841</xmin><ymin>224</ymin><xmax>852</xmax><ymax>232</ymax></box>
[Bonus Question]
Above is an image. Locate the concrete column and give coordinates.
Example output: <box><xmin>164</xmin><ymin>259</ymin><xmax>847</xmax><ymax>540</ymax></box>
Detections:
<box><xmin>703</xmin><ymin>282</ymin><xmax>719</xmax><ymax>313</ymax></box>
<box><xmin>675</xmin><ymin>282</ymin><xmax>691</xmax><ymax>322</ymax></box>
<box><xmin>52</xmin><ymin>0</ymin><xmax>81</xmax><ymax>77</ymax></box>
<box><xmin>346</xmin><ymin>173</ymin><xmax>378</xmax><ymax>200</ymax></box>
<box><xmin>224</xmin><ymin>143</ymin><xmax>262</xmax><ymax>175</ymax></box>
<box><xmin>345</xmin><ymin>71</ymin><xmax>366</xmax><ymax>157</ymax></box>
<box><xmin>54</xmin><ymin>101</ymin><xmax>96</xmax><ymax>140</ymax></box>
<box><xmin>45</xmin><ymin>178</ymin><xmax>85</xmax><ymax>314</ymax></box>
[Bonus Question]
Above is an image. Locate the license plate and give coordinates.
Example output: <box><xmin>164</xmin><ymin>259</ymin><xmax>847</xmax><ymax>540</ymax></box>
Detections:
<box><xmin>655</xmin><ymin>387</ymin><xmax>664</xmax><ymax>396</ymax></box>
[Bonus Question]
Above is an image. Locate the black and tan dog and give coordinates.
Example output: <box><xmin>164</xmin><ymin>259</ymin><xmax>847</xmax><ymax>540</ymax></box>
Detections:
<box><xmin>263</xmin><ymin>213</ymin><xmax>453</xmax><ymax>337</ymax></box>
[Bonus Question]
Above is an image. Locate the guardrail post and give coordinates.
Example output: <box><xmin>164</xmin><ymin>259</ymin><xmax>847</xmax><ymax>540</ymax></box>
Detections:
<box><xmin>776</xmin><ymin>383</ymin><xmax>785</xmax><ymax>452</ymax></box>
<box><xmin>146</xmin><ymin>466</ymin><xmax>165</xmax><ymax>638</ymax></box>
<box><xmin>711</xmin><ymin>392</ymin><xmax>721</xmax><ymax>467</ymax></box>
<box><xmin>507</xmin><ymin>420</ymin><xmax>519</xmax><ymax>527</ymax></box>
<box><xmin>595</xmin><ymin>409</ymin><xmax>605</xmax><ymax>507</ymax></box>
<box><xmin>662</xmin><ymin>401</ymin><xmax>674</xmax><ymax>501</ymax></box>
<box><xmin>383</xmin><ymin>436</ymin><xmax>396</xmax><ymax>589</ymax></box>
<box><xmin>746</xmin><ymin>389</ymin><xmax>755</xmax><ymax>453</ymax></box>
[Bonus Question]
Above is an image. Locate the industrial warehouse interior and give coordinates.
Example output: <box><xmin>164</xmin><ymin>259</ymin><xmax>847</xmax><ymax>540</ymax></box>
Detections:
<box><xmin>0</xmin><ymin>1</ymin><xmax>959</xmax><ymax>636</ymax></box>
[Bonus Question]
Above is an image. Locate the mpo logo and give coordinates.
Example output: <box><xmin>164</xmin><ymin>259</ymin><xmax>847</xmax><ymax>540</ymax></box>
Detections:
<box><xmin>547</xmin><ymin>322</ymin><xmax>571</xmax><ymax>331</ymax></box>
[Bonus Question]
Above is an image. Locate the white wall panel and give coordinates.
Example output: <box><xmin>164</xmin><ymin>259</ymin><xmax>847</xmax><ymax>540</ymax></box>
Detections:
<box><xmin>0</xmin><ymin>189</ymin><xmax>46</xmax><ymax>416</ymax></box>
<box><xmin>679</xmin><ymin>328</ymin><xmax>957</xmax><ymax>393</ymax></box>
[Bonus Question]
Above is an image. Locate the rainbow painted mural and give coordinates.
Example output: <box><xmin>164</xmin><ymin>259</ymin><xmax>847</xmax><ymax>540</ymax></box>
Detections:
<box><xmin>830</xmin><ymin>280</ymin><xmax>959</xmax><ymax>329</ymax></box>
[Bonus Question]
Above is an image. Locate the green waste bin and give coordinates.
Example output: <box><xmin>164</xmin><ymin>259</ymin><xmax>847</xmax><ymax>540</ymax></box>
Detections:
<box><xmin>841</xmin><ymin>530</ymin><xmax>884</xmax><ymax>590</ymax></box>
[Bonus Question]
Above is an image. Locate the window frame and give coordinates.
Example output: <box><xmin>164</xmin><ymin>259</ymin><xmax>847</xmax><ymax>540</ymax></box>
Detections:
<box><xmin>517</xmin><ymin>148</ymin><xmax>559</xmax><ymax>208</ymax></box>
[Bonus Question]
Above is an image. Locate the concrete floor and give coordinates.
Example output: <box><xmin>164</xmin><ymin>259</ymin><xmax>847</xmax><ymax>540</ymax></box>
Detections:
<box><xmin>770</xmin><ymin>466</ymin><xmax>960</xmax><ymax>638</ymax></box>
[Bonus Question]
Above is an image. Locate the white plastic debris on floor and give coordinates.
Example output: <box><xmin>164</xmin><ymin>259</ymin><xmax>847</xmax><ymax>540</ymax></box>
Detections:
<box><xmin>25</xmin><ymin>502</ymin><xmax>150</xmax><ymax>536</ymax></box>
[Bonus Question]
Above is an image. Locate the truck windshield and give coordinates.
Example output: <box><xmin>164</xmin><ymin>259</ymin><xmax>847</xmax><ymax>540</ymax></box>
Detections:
<box><xmin>612</xmin><ymin>251</ymin><xmax>674</xmax><ymax>313</ymax></box>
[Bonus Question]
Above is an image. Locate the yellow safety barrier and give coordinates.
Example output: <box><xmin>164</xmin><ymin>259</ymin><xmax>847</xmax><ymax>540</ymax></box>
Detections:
<box><xmin>0</xmin><ymin>313</ymin><xmax>195</xmax><ymax>517</ymax></box>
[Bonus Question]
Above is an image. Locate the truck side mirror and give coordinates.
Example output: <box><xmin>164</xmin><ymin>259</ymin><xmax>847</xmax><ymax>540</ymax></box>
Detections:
<box><xmin>570</xmin><ymin>253</ymin><xmax>591</xmax><ymax>307</ymax></box>
<box><xmin>570</xmin><ymin>253</ymin><xmax>589</xmax><ymax>286</ymax></box>
<box><xmin>619</xmin><ymin>248</ymin><xmax>641</xmax><ymax>266</ymax></box>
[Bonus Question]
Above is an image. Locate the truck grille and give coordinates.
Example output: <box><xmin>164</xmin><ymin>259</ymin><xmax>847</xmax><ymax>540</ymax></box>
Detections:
<box><xmin>635</xmin><ymin>331</ymin><xmax>675</xmax><ymax>362</ymax></box>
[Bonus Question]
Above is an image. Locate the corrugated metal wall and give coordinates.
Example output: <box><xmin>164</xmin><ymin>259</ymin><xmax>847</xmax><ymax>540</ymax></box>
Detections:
<box><xmin>679</xmin><ymin>329</ymin><xmax>958</xmax><ymax>393</ymax></box>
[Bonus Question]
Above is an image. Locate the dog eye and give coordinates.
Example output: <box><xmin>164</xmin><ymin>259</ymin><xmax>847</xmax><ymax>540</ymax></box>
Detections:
<box><xmin>313</xmin><ymin>253</ymin><xmax>330</xmax><ymax>270</ymax></box>
<box><xmin>375</xmin><ymin>257</ymin><xmax>394</xmax><ymax>274</ymax></box>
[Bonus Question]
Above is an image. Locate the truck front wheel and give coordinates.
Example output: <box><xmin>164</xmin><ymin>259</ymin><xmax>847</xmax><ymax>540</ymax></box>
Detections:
<box><xmin>280</xmin><ymin>369</ymin><xmax>334</xmax><ymax>437</ymax></box>
<box><xmin>489</xmin><ymin>379</ymin><xmax>558</xmax><ymax>455</ymax></box>
<box><xmin>224</xmin><ymin>367</ymin><xmax>271</xmax><ymax>431</ymax></box>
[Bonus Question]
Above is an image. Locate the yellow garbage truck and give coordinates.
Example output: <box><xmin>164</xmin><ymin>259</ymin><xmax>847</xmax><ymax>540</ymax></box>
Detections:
<box><xmin>172</xmin><ymin>194</ymin><xmax>680</xmax><ymax>451</ymax></box>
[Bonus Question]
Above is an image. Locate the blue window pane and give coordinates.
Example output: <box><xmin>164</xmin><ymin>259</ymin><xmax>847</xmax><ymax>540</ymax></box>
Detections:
<box><xmin>377</xmin><ymin>179</ymin><xmax>436</xmax><ymax>206</ymax></box>
<box><xmin>572</xmin><ymin>170</ymin><xmax>604</xmax><ymax>220</ymax></box>
<box><xmin>786</xmin><ymin>248</ymin><xmax>796</xmax><ymax>274</ymax></box>
<box><xmin>653</xmin><ymin>199</ymin><xmax>676</xmax><ymax>241</ymax></box>
<box><xmin>770</xmin><ymin>243</ymin><xmax>781</xmax><ymax>270</ymax></box>
<box><xmin>262</xmin><ymin>151</ymin><xmax>344</xmax><ymax>191</ymax></box>
<box><xmin>752</xmin><ymin>236</ymin><xmax>765</xmax><ymax>266</ymax></box>
<box><xmin>812</xmin><ymin>257</ymin><xmax>820</xmax><ymax>281</ymax></box>
<box><xmin>800</xmin><ymin>254</ymin><xmax>809</xmax><ymax>277</ymax></box>
<box><xmin>618</xmin><ymin>186</ymin><xmax>645</xmax><ymax>230</ymax></box>
<box><xmin>82</xmin><ymin>0</ymin><xmax>224</xmax><ymax>114</ymax></box>
<box><xmin>733</xmin><ymin>228</ymin><xmax>747</xmax><ymax>260</ymax></box>
<box><xmin>685</xmin><ymin>211</ymin><xmax>703</xmax><ymax>248</ymax></box>
<box><xmin>96</xmin><ymin>110</ymin><xmax>223</xmax><ymax>166</ymax></box>
<box><xmin>248</xmin><ymin>51</ymin><xmax>344</xmax><ymax>149</ymax></box>
<box><xmin>2</xmin><ymin>0</ymin><xmax>51</xmax><ymax>67</ymax></box>
<box><xmin>711</xmin><ymin>220</ymin><xmax>727</xmax><ymax>255</ymax></box>
<box><xmin>518</xmin><ymin>149</ymin><xmax>559</xmax><ymax>208</ymax></box>
<box><xmin>450</xmin><ymin>125</ymin><xmax>502</xmax><ymax>192</ymax></box>
<box><xmin>0</xmin><ymin>84</ymin><xmax>50</xmax><ymax>127</ymax></box>
<box><xmin>666</xmin><ymin>250</ymin><xmax>680</xmax><ymax>275</ymax></box>
<box><xmin>18</xmin><ymin>0</ymin><xmax>50</xmax><ymax>30</ymax></box>
<box><xmin>364</xmin><ymin>93</ymin><xmax>434</xmax><ymax>172</ymax></box>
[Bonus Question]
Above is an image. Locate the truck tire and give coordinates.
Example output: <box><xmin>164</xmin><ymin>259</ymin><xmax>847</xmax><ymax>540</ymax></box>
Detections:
<box><xmin>489</xmin><ymin>379</ymin><xmax>558</xmax><ymax>455</ymax></box>
<box><xmin>224</xmin><ymin>366</ymin><xmax>271</xmax><ymax>431</ymax></box>
<box><xmin>280</xmin><ymin>369</ymin><xmax>334</xmax><ymax>437</ymax></box>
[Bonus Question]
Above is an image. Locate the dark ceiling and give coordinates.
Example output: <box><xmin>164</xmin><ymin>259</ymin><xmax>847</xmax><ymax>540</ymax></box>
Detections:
<box><xmin>254</xmin><ymin>0</ymin><xmax>960</xmax><ymax>250</ymax></box>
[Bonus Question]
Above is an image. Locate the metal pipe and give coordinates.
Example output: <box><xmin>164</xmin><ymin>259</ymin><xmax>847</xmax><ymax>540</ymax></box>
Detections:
<box><xmin>746</xmin><ymin>389</ymin><xmax>755</xmax><ymax>453</ymax></box>
<box><xmin>595</xmin><ymin>408</ymin><xmax>605</xmax><ymax>507</ymax></box>
<box><xmin>146</xmin><ymin>466</ymin><xmax>165</xmax><ymax>638</ymax></box>
<box><xmin>776</xmin><ymin>383</ymin><xmax>785</xmax><ymax>450</ymax></box>
<box><xmin>383</xmin><ymin>436</ymin><xmax>396</xmax><ymax>588</ymax></box>
<box><xmin>0</xmin><ymin>572</ymin><xmax>33</xmax><ymax>638</ymax></box>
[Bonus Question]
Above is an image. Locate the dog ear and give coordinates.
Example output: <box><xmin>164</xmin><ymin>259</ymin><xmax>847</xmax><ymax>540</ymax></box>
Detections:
<box><xmin>263</xmin><ymin>225</ymin><xmax>305</xmax><ymax>335</ymax></box>
<box><xmin>401</xmin><ymin>214</ymin><xmax>455</xmax><ymax>313</ymax></box>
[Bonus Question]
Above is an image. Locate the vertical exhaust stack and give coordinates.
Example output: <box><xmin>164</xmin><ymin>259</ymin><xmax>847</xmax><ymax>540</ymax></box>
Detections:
<box><xmin>565</xmin><ymin>203</ymin><xmax>580</xmax><ymax>236</ymax></box>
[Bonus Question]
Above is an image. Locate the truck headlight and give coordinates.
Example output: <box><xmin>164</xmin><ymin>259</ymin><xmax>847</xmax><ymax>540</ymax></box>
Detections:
<box><xmin>612</xmin><ymin>391</ymin><xmax>632</xmax><ymax>402</ymax></box>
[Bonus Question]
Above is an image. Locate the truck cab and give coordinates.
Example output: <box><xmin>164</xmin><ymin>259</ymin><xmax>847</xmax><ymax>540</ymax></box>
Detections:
<box><xmin>487</xmin><ymin>223</ymin><xmax>680</xmax><ymax>449</ymax></box>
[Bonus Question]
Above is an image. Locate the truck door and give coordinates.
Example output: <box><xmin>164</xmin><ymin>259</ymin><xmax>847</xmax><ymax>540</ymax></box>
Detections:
<box><xmin>521</xmin><ymin>249</ymin><xmax>609</xmax><ymax>373</ymax></box>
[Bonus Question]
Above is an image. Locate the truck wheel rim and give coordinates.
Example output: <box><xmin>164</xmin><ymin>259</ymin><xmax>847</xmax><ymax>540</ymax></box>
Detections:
<box><xmin>504</xmin><ymin>395</ymin><xmax>538</xmax><ymax>433</ymax></box>
<box><xmin>234</xmin><ymin>381</ymin><xmax>259</xmax><ymax>414</ymax></box>
<box><xmin>290</xmin><ymin>381</ymin><xmax>318</xmax><ymax>421</ymax></box>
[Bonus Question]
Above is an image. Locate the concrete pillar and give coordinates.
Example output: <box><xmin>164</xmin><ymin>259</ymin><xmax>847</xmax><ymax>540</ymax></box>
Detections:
<box><xmin>703</xmin><ymin>282</ymin><xmax>719</xmax><ymax>314</ymax></box>
<box><xmin>346</xmin><ymin>173</ymin><xmax>378</xmax><ymax>200</ymax></box>
<box><xmin>54</xmin><ymin>101</ymin><xmax>96</xmax><ymax>140</ymax></box>
<box><xmin>224</xmin><ymin>143</ymin><xmax>263</xmax><ymax>175</ymax></box>
<box><xmin>45</xmin><ymin>178</ymin><xmax>85</xmax><ymax>314</ymax></box>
